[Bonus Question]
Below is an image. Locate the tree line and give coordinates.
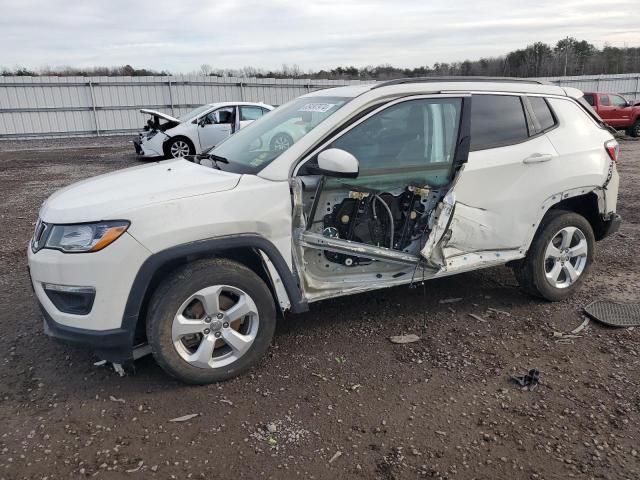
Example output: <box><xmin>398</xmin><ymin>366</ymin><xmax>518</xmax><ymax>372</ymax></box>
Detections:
<box><xmin>3</xmin><ymin>38</ymin><xmax>639</xmax><ymax>79</ymax></box>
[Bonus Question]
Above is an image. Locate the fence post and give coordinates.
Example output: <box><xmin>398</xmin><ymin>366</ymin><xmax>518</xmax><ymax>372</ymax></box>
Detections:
<box><xmin>88</xmin><ymin>80</ymin><xmax>100</xmax><ymax>136</ymax></box>
<box><xmin>168</xmin><ymin>77</ymin><xmax>175</xmax><ymax>116</ymax></box>
<box><xmin>239</xmin><ymin>81</ymin><xmax>244</xmax><ymax>101</ymax></box>
<box><xmin>636</xmin><ymin>76</ymin><xmax>640</xmax><ymax>99</ymax></box>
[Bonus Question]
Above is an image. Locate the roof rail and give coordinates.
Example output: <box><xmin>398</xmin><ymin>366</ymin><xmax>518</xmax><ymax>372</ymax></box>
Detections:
<box><xmin>371</xmin><ymin>76</ymin><xmax>547</xmax><ymax>89</ymax></box>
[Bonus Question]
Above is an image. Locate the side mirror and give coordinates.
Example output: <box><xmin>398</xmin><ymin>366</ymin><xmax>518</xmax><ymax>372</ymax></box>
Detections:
<box><xmin>317</xmin><ymin>148</ymin><xmax>359</xmax><ymax>178</ymax></box>
<box><xmin>198</xmin><ymin>117</ymin><xmax>208</xmax><ymax>127</ymax></box>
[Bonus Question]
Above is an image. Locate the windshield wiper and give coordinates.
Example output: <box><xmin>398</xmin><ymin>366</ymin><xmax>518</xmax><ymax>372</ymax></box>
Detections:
<box><xmin>208</xmin><ymin>154</ymin><xmax>229</xmax><ymax>163</ymax></box>
<box><xmin>192</xmin><ymin>153</ymin><xmax>230</xmax><ymax>169</ymax></box>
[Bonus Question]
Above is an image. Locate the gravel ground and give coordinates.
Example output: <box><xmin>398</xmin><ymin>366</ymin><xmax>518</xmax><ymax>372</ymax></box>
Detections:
<box><xmin>0</xmin><ymin>135</ymin><xmax>638</xmax><ymax>480</ymax></box>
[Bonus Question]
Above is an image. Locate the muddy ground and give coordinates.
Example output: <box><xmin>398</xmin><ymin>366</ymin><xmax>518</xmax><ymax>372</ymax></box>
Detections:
<box><xmin>0</xmin><ymin>135</ymin><xmax>638</xmax><ymax>480</ymax></box>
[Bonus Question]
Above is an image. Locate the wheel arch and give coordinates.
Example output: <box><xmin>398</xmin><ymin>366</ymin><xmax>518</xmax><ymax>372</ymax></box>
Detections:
<box><xmin>123</xmin><ymin>235</ymin><xmax>308</xmax><ymax>344</ymax></box>
<box><xmin>546</xmin><ymin>190</ymin><xmax>611</xmax><ymax>241</ymax></box>
<box><xmin>511</xmin><ymin>188</ymin><xmax>611</xmax><ymax>269</ymax></box>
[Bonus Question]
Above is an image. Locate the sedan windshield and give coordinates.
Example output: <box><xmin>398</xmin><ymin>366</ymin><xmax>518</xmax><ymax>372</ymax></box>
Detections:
<box><xmin>177</xmin><ymin>105</ymin><xmax>212</xmax><ymax>122</ymax></box>
<box><xmin>207</xmin><ymin>96</ymin><xmax>350</xmax><ymax>173</ymax></box>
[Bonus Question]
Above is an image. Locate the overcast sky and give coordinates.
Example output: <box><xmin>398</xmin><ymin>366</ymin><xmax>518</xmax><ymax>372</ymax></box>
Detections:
<box><xmin>1</xmin><ymin>0</ymin><xmax>638</xmax><ymax>72</ymax></box>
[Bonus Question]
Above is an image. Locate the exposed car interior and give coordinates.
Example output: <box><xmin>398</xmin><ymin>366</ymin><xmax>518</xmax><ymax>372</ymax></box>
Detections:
<box><xmin>295</xmin><ymin>97</ymin><xmax>465</xmax><ymax>285</ymax></box>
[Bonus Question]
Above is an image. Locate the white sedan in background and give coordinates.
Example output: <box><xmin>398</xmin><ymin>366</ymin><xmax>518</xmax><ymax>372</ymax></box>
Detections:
<box><xmin>133</xmin><ymin>102</ymin><xmax>274</xmax><ymax>159</ymax></box>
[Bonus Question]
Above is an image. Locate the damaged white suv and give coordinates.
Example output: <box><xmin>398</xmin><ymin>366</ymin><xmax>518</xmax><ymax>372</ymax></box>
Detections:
<box><xmin>28</xmin><ymin>78</ymin><xmax>621</xmax><ymax>384</ymax></box>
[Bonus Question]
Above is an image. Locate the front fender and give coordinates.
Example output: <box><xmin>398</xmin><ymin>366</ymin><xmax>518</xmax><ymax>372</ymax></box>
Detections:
<box><xmin>120</xmin><ymin>234</ymin><xmax>308</xmax><ymax>343</ymax></box>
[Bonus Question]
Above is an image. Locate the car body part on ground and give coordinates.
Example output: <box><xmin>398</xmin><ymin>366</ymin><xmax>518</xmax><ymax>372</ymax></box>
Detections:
<box><xmin>28</xmin><ymin>78</ymin><xmax>621</xmax><ymax>383</ymax></box>
<box><xmin>511</xmin><ymin>368</ymin><xmax>540</xmax><ymax>391</ymax></box>
<box><xmin>584</xmin><ymin>300</ymin><xmax>640</xmax><ymax>327</ymax></box>
<box><xmin>133</xmin><ymin>102</ymin><xmax>274</xmax><ymax>159</ymax></box>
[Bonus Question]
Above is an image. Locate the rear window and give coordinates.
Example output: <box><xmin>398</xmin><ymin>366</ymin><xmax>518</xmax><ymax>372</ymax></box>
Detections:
<box><xmin>470</xmin><ymin>95</ymin><xmax>529</xmax><ymax>150</ymax></box>
<box><xmin>583</xmin><ymin>94</ymin><xmax>595</xmax><ymax>106</ymax></box>
<box><xmin>528</xmin><ymin>96</ymin><xmax>556</xmax><ymax>132</ymax></box>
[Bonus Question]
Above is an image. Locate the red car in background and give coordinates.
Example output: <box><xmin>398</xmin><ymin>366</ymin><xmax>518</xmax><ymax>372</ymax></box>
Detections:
<box><xmin>583</xmin><ymin>92</ymin><xmax>640</xmax><ymax>137</ymax></box>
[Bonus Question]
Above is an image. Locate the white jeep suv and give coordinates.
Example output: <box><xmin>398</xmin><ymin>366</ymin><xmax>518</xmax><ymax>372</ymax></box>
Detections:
<box><xmin>28</xmin><ymin>78</ymin><xmax>621</xmax><ymax>384</ymax></box>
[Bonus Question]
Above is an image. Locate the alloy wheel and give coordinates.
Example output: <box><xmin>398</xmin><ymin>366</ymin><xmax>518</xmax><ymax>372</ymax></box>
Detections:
<box><xmin>171</xmin><ymin>285</ymin><xmax>259</xmax><ymax>368</ymax></box>
<box><xmin>170</xmin><ymin>140</ymin><xmax>191</xmax><ymax>158</ymax></box>
<box><xmin>272</xmin><ymin>134</ymin><xmax>292</xmax><ymax>151</ymax></box>
<box><xmin>543</xmin><ymin>226</ymin><xmax>588</xmax><ymax>289</ymax></box>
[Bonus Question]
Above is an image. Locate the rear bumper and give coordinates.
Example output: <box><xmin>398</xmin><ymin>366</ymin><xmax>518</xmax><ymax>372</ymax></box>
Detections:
<box><xmin>40</xmin><ymin>301</ymin><xmax>134</xmax><ymax>363</ymax></box>
<box><xmin>601</xmin><ymin>213</ymin><xmax>622</xmax><ymax>239</ymax></box>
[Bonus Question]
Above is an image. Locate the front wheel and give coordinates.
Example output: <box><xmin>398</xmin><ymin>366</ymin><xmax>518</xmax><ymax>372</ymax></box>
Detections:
<box><xmin>513</xmin><ymin>210</ymin><xmax>594</xmax><ymax>301</ymax></box>
<box><xmin>146</xmin><ymin>259</ymin><xmax>276</xmax><ymax>384</ymax></box>
<box><xmin>628</xmin><ymin>120</ymin><xmax>640</xmax><ymax>138</ymax></box>
<box><xmin>166</xmin><ymin>137</ymin><xmax>194</xmax><ymax>158</ymax></box>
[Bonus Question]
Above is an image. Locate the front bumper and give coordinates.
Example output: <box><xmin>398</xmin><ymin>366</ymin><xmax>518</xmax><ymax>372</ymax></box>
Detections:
<box><xmin>601</xmin><ymin>213</ymin><xmax>622</xmax><ymax>238</ymax></box>
<box><xmin>133</xmin><ymin>136</ymin><xmax>143</xmax><ymax>155</ymax></box>
<box><xmin>132</xmin><ymin>133</ymin><xmax>165</xmax><ymax>158</ymax></box>
<box><xmin>28</xmin><ymin>232</ymin><xmax>151</xmax><ymax>362</ymax></box>
<box><xmin>40</xmin><ymin>301</ymin><xmax>133</xmax><ymax>362</ymax></box>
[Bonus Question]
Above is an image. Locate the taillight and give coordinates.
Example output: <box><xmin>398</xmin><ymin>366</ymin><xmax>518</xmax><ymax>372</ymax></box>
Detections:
<box><xmin>605</xmin><ymin>139</ymin><xmax>619</xmax><ymax>163</ymax></box>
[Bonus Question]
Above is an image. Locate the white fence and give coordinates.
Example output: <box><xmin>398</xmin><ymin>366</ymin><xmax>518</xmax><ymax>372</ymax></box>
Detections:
<box><xmin>1</xmin><ymin>73</ymin><xmax>639</xmax><ymax>140</ymax></box>
<box><xmin>0</xmin><ymin>76</ymin><xmax>369</xmax><ymax>139</ymax></box>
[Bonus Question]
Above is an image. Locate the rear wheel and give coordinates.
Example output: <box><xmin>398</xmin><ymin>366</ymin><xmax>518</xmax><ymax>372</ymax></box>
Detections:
<box><xmin>146</xmin><ymin>259</ymin><xmax>276</xmax><ymax>384</ymax></box>
<box><xmin>513</xmin><ymin>210</ymin><xmax>594</xmax><ymax>301</ymax></box>
<box><xmin>269</xmin><ymin>132</ymin><xmax>294</xmax><ymax>152</ymax></box>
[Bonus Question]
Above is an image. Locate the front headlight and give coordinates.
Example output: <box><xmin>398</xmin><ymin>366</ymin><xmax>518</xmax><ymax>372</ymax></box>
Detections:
<box><xmin>42</xmin><ymin>220</ymin><xmax>130</xmax><ymax>253</ymax></box>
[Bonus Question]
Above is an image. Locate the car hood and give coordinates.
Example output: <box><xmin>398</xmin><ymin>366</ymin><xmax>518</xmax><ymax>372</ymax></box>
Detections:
<box><xmin>140</xmin><ymin>108</ymin><xmax>182</xmax><ymax>123</ymax></box>
<box><xmin>40</xmin><ymin>160</ymin><xmax>241</xmax><ymax>224</ymax></box>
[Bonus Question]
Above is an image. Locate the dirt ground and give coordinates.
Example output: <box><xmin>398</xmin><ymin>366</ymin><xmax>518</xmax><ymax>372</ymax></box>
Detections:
<box><xmin>0</xmin><ymin>135</ymin><xmax>638</xmax><ymax>480</ymax></box>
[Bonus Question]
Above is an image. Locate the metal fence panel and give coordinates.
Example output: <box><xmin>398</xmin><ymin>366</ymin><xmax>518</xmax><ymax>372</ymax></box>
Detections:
<box><xmin>2</xmin><ymin>73</ymin><xmax>639</xmax><ymax>139</ymax></box>
<box><xmin>542</xmin><ymin>73</ymin><xmax>640</xmax><ymax>99</ymax></box>
<box><xmin>0</xmin><ymin>75</ymin><xmax>368</xmax><ymax>139</ymax></box>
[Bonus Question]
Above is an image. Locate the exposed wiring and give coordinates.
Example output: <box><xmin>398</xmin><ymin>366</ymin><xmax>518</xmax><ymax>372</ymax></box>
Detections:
<box><xmin>374</xmin><ymin>194</ymin><xmax>394</xmax><ymax>249</ymax></box>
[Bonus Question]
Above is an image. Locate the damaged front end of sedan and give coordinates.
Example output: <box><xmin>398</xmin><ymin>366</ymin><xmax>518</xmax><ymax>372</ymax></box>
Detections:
<box><xmin>133</xmin><ymin>109</ymin><xmax>182</xmax><ymax>158</ymax></box>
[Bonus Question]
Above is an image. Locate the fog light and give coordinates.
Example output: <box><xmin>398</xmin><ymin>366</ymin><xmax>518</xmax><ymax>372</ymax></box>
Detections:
<box><xmin>42</xmin><ymin>283</ymin><xmax>95</xmax><ymax>315</ymax></box>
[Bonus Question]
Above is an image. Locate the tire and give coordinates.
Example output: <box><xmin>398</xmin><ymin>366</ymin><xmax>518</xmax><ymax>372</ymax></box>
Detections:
<box><xmin>146</xmin><ymin>258</ymin><xmax>276</xmax><ymax>384</ymax></box>
<box><xmin>512</xmin><ymin>210</ymin><xmax>594</xmax><ymax>301</ymax></box>
<box><xmin>629</xmin><ymin>119</ymin><xmax>640</xmax><ymax>138</ymax></box>
<box><xmin>269</xmin><ymin>132</ymin><xmax>294</xmax><ymax>152</ymax></box>
<box><xmin>166</xmin><ymin>137</ymin><xmax>194</xmax><ymax>158</ymax></box>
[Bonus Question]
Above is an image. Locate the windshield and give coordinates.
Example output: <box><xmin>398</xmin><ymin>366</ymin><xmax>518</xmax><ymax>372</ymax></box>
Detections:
<box><xmin>207</xmin><ymin>96</ymin><xmax>351</xmax><ymax>173</ymax></box>
<box><xmin>177</xmin><ymin>105</ymin><xmax>213</xmax><ymax>122</ymax></box>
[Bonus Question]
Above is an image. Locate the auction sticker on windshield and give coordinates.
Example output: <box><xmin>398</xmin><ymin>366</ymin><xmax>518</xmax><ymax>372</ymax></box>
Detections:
<box><xmin>298</xmin><ymin>103</ymin><xmax>336</xmax><ymax>113</ymax></box>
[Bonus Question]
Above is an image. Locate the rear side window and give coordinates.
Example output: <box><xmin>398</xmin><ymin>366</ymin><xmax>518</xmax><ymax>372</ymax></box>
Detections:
<box><xmin>600</xmin><ymin>95</ymin><xmax>610</xmax><ymax>106</ymax></box>
<box><xmin>528</xmin><ymin>96</ymin><xmax>556</xmax><ymax>132</ymax></box>
<box><xmin>240</xmin><ymin>105</ymin><xmax>264</xmax><ymax>121</ymax></box>
<box><xmin>583</xmin><ymin>94</ymin><xmax>595</xmax><ymax>106</ymax></box>
<box><xmin>470</xmin><ymin>95</ymin><xmax>528</xmax><ymax>150</ymax></box>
